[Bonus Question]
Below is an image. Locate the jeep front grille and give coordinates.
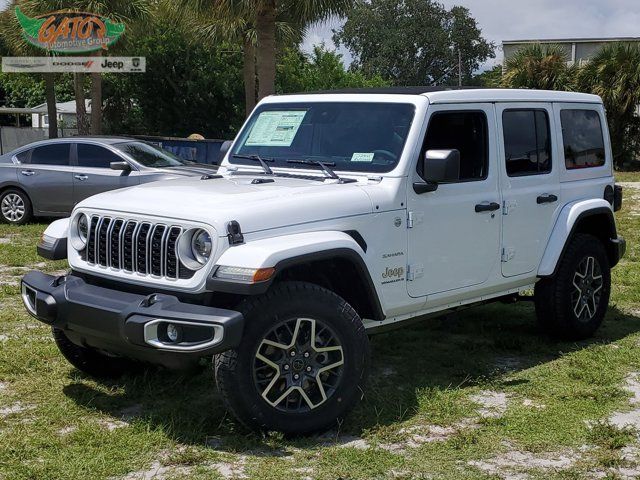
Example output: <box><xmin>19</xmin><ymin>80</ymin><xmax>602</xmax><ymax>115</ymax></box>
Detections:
<box><xmin>85</xmin><ymin>216</ymin><xmax>194</xmax><ymax>280</ymax></box>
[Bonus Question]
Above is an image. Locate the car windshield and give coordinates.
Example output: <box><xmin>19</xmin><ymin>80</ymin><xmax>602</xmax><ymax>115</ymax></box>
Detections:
<box><xmin>230</xmin><ymin>102</ymin><xmax>415</xmax><ymax>173</ymax></box>
<box><xmin>114</xmin><ymin>141</ymin><xmax>187</xmax><ymax>168</ymax></box>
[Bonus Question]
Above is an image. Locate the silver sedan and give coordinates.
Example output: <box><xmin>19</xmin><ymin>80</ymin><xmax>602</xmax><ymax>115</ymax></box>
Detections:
<box><xmin>0</xmin><ymin>137</ymin><xmax>218</xmax><ymax>225</ymax></box>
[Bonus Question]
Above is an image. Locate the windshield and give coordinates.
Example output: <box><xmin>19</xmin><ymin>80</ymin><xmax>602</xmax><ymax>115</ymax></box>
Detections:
<box><xmin>114</xmin><ymin>141</ymin><xmax>187</xmax><ymax>168</ymax></box>
<box><xmin>230</xmin><ymin>102</ymin><xmax>415</xmax><ymax>173</ymax></box>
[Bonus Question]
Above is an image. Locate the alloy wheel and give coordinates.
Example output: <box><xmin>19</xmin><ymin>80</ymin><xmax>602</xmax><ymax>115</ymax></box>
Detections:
<box><xmin>1</xmin><ymin>193</ymin><xmax>25</xmax><ymax>223</ymax></box>
<box><xmin>571</xmin><ymin>255</ymin><xmax>604</xmax><ymax>321</ymax></box>
<box><xmin>253</xmin><ymin>317</ymin><xmax>345</xmax><ymax>413</ymax></box>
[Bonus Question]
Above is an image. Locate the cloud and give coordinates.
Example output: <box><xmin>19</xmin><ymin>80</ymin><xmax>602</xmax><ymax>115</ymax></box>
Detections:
<box><xmin>303</xmin><ymin>0</ymin><xmax>640</xmax><ymax>70</ymax></box>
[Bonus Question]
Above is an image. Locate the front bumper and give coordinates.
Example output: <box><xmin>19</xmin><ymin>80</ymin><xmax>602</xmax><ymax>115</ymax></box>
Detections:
<box><xmin>21</xmin><ymin>271</ymin><xmax>244</xmax><ymax>369</ymax></box>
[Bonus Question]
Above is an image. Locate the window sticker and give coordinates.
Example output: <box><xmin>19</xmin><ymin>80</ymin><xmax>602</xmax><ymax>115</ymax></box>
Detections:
<box><xmin>245</xmin><ymin>111</ymin><xmax>307</xmax><ymax>147</ymax></box>
<box><xmin>351</xmin><ymin>152</ymin><xmax>375</xmax><ymax>162</ymax></box>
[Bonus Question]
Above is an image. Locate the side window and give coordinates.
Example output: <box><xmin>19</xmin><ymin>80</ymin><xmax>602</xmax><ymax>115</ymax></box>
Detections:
<box><xmin>29</xmin><ymin>144</ymin><xmax>70</xmax><ymax>166</ymax></box>
<box><xmin>560</xmin><ymin>109</ymin><xmax>606</xmax><ymax>169</ymax></box>
<box><xmin>77</xmin><ymin>144</ymin><xmax>123</xmax><ymax>169</ymax></box>
<box><xmin>14</xmin><ymin>150</ymin><xmax>30</xmax><ymax>163</ymax></box>
<box><xmin>503</xmin><ymin>110</ymin><xmax>552</xmax><ymax>176</ymax></box>
<box><xmin>420</xmin><ymin>111</ymin><xmax>488</xmax><ymax>182</ymax></box>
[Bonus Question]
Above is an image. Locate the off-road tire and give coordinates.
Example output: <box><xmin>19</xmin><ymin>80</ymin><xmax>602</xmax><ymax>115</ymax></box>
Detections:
<box><xmin>0</xmin><ymin>188</ymin><xmax>32</xmax><ymax>225</ymax></box>
<box><xmin>535</xmin><ymin>233</ymin><xmax>611</xmax><ymax>340</ymax></box>
<box><xmin>52</xmin><ymin>328</ymin><xmax>138</xmax><ymax>378</ymax></box>
<box><xmin>214</xmin><ymin>281</ymin><xmax>370</xmax><ymax>436</ymax></box>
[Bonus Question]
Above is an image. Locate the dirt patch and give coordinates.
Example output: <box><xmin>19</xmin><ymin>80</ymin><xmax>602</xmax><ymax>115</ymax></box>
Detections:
<box><xmin>471</xmin><ymin>390</ymin><xmax>511</xmax><ymax>418</ymax></box>
<box><xmin>0</xmin><ymin>402</ymin><xmax>34</xmax><ymax>418</ymax></box>
<box><xmin>522</xmin><ymin>399</ymin><xmax>546</xmax><ymax>410</ymax></box>
<box><xmin>118</xmin><ymin>461</ymin><xmax>194</xmax><ymax>480</ymax></box>
<box><xmin>609</xmin><ymin>373</ymin><xmax>640</xmax><ymax>429</ymax></box>
<box><xmin>468</xmin><ymin>445</ymin><xmax>581</xmax><ymax>479</ymax></box>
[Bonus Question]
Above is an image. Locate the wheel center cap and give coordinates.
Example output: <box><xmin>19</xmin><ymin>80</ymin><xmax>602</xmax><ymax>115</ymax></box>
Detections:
<box><xmin>292</xmin><ymin>359</ymin><xmax>305</xmax><ymax>372</ymax></box>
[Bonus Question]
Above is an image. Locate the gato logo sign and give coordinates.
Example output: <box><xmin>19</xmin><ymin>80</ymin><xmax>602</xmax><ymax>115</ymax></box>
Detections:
<box><xmin>15</xmin><ymin>7</ymin><xmax>125</xmax><ymax>53</ymax></box>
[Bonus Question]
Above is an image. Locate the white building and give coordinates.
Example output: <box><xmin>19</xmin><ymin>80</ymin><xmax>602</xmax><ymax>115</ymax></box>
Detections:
<box><xmin>31</xmin><ymin>99</ymin><xmax>91</xmax><ymax>129</ymax></box>
<box><xmin>503</xmin><ymin>37</ymin><xmax>640</xmax><ymax>66</ymax></box>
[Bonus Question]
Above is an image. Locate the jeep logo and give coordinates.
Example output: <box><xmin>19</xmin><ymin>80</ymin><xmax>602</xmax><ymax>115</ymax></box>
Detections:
<box><xmin>382</xmin><ymin>266</ymin><xmax>404</xmax><ymax>280</ymax></box>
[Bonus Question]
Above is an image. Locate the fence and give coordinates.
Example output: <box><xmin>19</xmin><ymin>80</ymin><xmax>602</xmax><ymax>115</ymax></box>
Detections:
<box><xmin>0</xmin><ymin>126</ymin><xmax>78</xmax><ymax>155</ymax></box>
<box><xmin>0</xmin><ymin>128</ymin><xmax>229</xmax><ymax>164</ymax></box>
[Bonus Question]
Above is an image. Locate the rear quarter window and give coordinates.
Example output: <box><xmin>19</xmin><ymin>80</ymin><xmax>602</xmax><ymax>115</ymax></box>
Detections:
<box><xmin>560</xmin><ymin>109</ymin><xmax>606</xmax><ymax>170</ymax></box>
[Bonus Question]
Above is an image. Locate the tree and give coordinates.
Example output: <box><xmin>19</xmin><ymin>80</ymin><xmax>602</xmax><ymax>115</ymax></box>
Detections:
<box><xmin>470</xmin><ymin>65</ymin><xmax>502</xmax><ymax>87</ymax></box>
<box><xmin>183</xmin><ymin>0</ymin><xmax>355</xmax><ymax>107</ymax></box>
<box><xmin>0</xmin><ymin>2</ymin><xmax>59</xmax><ymax>137</ymax></box>
<box><xmin>102</xmin><ymin>12</ymin><xmax>245</xmax><ymax>138</ymax></box>
<box><xmin>501</xmin><ymin>43</ymin><xmax>576</xmax><ymax>91</ymax></box>
<box><xmin>277</xmin><ymin>44</ymin><xmax>388</xmax><ymax>93</ymax></box>
<box><xmin>577</xmin><ymin>43</ymin><xmax>640</xmax><ymax>169</ymax></box>
<box><xmin>178</xmin><ymin>0</ymin><xmax>299</xmax><ymax>117</ymax></box>
<box><xmin>22</xmin><ymin>0</ymin><xmax>151</xmax><ymax>135</ymax></box>
<box><xmin>333</xmin><ymin>0</ymin><xmax>494</xmax><ymax>86</ymax></box>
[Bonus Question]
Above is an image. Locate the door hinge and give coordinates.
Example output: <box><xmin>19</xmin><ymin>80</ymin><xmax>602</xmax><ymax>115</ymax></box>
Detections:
<box><xmin>503</xmin><ymin>200</ymin><xmax>517</xmax><ymax>215</ymax></box>
<box><xmin>407</xmin><ymin>211</ymin><xmax>423</xmax><ymax>229</ymax></box>
<box><xmin>407</xmin><ymin>263</ymin><xmax>424</xmax><ymax>281</ymax></box>
<box><xmin>501</xmin><ymin>247</ymin><xmax>516</xmax><ymax>263</ymax></box>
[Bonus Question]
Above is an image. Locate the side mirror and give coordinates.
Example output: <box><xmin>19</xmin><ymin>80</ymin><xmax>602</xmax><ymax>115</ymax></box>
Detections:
<box><xmin>413</xmin><ymin>149</ymin><xmax>460</xmax><ymax>194</ymax></box>
<box><xmin>218</xmin><ymin>140</ymin><xmax>232</xmax><ymax>163</ymax></box>
<box><xmin>110</xmin><ymin>161</ymin><xmax>131</xmax><ymax>172</ymax></box>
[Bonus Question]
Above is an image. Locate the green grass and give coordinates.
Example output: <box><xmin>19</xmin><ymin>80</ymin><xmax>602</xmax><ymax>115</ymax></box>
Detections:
<box><xmin>1</xmin><ymin>187</ymin><xmax>640</xmax><ymax>479</ymax></box>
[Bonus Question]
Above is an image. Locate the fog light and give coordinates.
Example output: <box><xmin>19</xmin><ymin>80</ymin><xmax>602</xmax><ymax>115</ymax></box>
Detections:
<box><xmin>166</xmin><ymin>323</ymin><xmax>181</xmax><ymax>343</ymax></box>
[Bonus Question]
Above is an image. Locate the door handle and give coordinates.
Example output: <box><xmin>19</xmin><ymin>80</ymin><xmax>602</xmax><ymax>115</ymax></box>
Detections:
<box><xmin>475</xmin><ymin>202</ymin><xmax>501</xmax><ymax>213</ymax></box>
<box><xmin>74</xmin><ymin>174</ymin><xmax>89</xmax><ymax>181</ymax></box>
<box><xmin>20</xmin><ymin>170</ymin><xmax>35</xmax><ymax>176</ymax></box>
<box><xmin>537</xmin><ymin>194</ymin><xmax>558</xmax><ymax>204</ymax></box>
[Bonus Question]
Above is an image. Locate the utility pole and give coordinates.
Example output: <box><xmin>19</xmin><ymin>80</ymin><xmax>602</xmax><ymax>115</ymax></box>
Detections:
<box><xmin>458</xmin><ymin>49</ymin><xmax>463</xmax><ymax>87</ymax></box>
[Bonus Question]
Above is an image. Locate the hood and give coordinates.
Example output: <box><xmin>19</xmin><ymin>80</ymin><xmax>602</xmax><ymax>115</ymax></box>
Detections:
<box><xmin>77</xmin><ymin>174</ymin><xmax>374</xmax><ymax>235</ymax></box>
<box><xmin>149</xmin><ymin>164</ymin><xmax>219</xmax><ymax>177</ymax></box>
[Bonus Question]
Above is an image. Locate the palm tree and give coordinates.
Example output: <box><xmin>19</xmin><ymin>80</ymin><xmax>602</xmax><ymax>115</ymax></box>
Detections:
<box><xmin>186</xmin><ymin>0</ymin><xmax>356</xmax><ymax>104</ymax></box>
<box><xmin>178</xmin><ymin>1</ymin><xmax>298</xmax><ymax>116</ymax></box>
<box><xmin>502</xmin><ymin>43</ymin><xmax>576</xmax><ymax>91</ymax></box>
<box><xmin>0</xmin><ymin>2</ymin><xmax>58</xmax><ymax>138</ymax></box>
<box><xmin>577</xmin><ymin>43</ymin><xmax>640</xmax><ymax>169</ymax></box>
<box><xmin>22</xmin><ymin>0</ymin><xmax>151</xmax><ymax>135</ymax></box>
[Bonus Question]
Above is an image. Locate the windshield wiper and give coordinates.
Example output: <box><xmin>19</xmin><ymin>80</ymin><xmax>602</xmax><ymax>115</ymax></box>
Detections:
<box><xmin>232</xmin><ymin>154</ymin><xmax>274</xmax><ymax>175</ymax></box>
<box><xmin>286</xmin><ymin>159</ymin><xmax>341</xmax><ymax>180</ymax></box>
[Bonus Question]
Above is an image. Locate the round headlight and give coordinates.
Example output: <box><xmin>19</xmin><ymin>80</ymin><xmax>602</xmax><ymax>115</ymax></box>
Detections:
<box><xmin>70</xmin><ymin>213</ymin><xmax>89</xmax><ymax>251</ymax></box>
<box><xmin>191</xmin><ymin>229</ymin><xmax>212</xmax><ymax>265</ymax></box>
<box><xmin>77</xmin><ymin>214</ymin><xmax>89</xmax><ymax>244</ymax></box>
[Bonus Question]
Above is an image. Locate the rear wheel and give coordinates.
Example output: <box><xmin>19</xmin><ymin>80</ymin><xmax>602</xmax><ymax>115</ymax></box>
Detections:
<box><xmin>214</xmin><ymin>282</ymin><xmax>370</xmax><ymax>435</ymax></box>
<box><xmin>0</xmin><ymin>189</ymin><xmax>32</xmax><ymax>225</ymax></box>
<box><xmin>52</xmin><ymin>328</ymin><xmax>139</xmax><ymax>378</ymax></box>
<box><xmin>535</xmin><ymin>234</ymin><xmax>611</xmax><ymax>340</ymax></box>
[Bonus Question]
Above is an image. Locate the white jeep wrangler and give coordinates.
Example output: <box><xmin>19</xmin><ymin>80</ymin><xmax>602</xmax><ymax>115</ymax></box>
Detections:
<box><xmin>22</xmin><ymin>87</ymin><xmax>626</xmax><ymax>435</ymax></box>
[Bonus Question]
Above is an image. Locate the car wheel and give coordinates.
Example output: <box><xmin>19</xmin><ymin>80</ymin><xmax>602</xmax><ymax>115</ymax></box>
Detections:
<box><xmin>214</xmin><ymin>281</ymin><xmax>370</xmax><ymax>436</ymax></box>
<box><xmin>535</xmin><ymin>233</ymin><xmax>611</xmax><ymax>340</ymax></box>
<box><xmin>52</xmin><ymin>328</ymin><xmax>139</xmax><ymax>378</ymax></box>
<box><xmin>0</xmin><ymin>189</ymin><xmax>32</xmax><ymax>225</ymax></box>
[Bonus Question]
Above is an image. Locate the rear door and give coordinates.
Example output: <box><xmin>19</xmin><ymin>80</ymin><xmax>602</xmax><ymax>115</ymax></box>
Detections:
<box><xmin>72</xmin><ymin>143</ymin><xmax>140</xmax><ymax>204</ymax></box>
<box><xmin>18</xmin><ymin>143</ymin><xmax>74</xmax><ymax>215</ymax></box>
<box><xmin>497</xmin><ymin>103</ymin><xmax>561</xmax><ymax>277</ymax></box>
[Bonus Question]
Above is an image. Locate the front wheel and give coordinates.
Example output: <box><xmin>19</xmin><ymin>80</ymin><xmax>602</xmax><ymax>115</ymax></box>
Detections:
<box><xmin>535</xmin><ymin>233</ymin><xmax>611</xmax><ymax>340</ymax></box>
<box><xmin>214</xmin><ymin>282</ymin><xmax>370</xmax><ymax>435</ymax></box>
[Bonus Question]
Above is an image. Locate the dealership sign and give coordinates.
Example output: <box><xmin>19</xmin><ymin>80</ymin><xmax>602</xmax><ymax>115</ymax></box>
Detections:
<box><xmin>15</xmin><ymin>7</ymin><xmax>125</xmax><ymax>53</ymax></box>
<box><xmin>2</xmin><ymin>56</ymin><xmax>146</xmax><ymax>73</ymax></box>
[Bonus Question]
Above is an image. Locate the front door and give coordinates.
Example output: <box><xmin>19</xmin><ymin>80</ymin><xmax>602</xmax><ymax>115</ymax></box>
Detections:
<box><xmin>496</xmin><ymin>103</ymin><xmax>561</xmax><ymax>277</ymax></box>
<box><xmin>407</xmin><ymin>104</ymin><xmax>501</xmax><ymax>298</ymax></box>
<box><xmin>72</xmin><ymin>143</ymin><xmax>140</xmax><ymax>204</ymax></box>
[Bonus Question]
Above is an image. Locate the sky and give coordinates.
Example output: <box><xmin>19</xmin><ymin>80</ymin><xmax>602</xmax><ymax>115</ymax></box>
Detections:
<box><xmin>303</xmin><ymin>0</ymin><xmax>640</xmax><ymax>70</ymax></box>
